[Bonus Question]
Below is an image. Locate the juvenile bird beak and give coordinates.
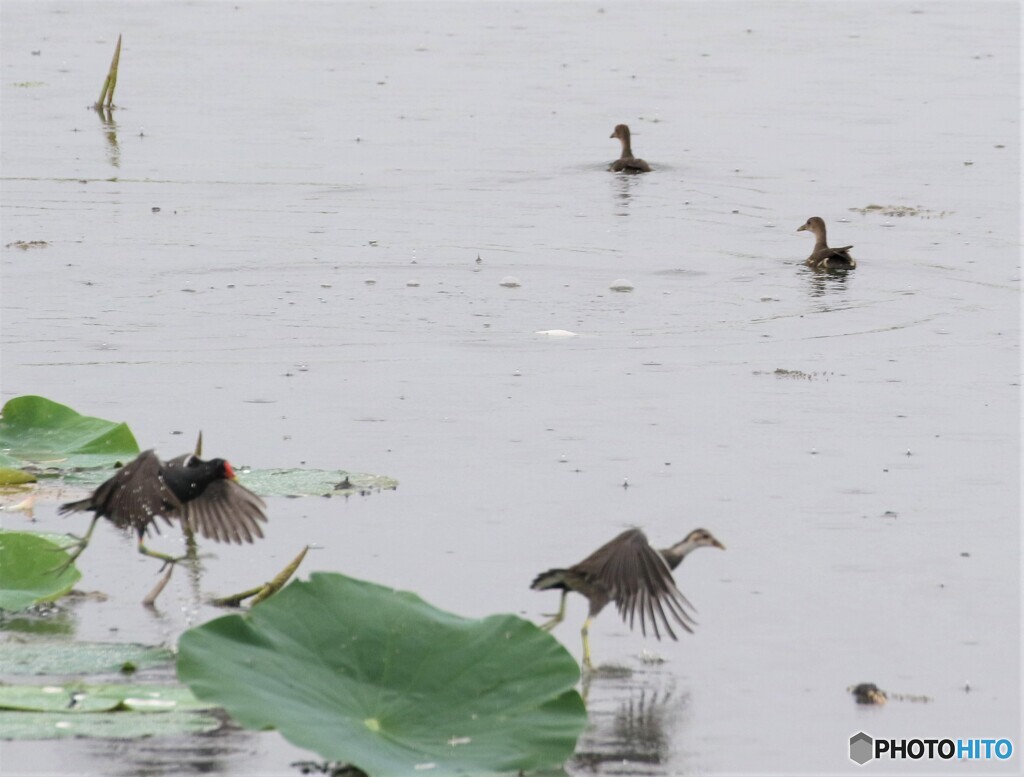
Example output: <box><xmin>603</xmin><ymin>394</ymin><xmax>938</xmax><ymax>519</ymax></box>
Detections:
<box><xmin>712</xmin><ymin>538</ymin><xmax>726</xmax><ymax>550</ymax></box>
<box><xmin>796</xmin><ymin>223</ymin><xmax>808</xmax><ymax>232</ymax></box>
<box><xmin>609</xmin><ymin>130</ymin><xmax>616</xmax><ymax>138</ymax></box>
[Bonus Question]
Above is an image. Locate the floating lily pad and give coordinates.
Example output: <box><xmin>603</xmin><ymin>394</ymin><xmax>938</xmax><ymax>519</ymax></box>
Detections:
<box><xmin>0</xmin><ymin>640</ymin><xmax>173</xmax><ymax>676</ymax></box>
<box><xmin>178</xmin><ymin>572</ymin><xmax>586</xmax><ymax>776</ymax></box>
<box><xmin>0</xmin><ymin>531</ymin><xmax>81</xmax><ymax>612</ymax></box>
<box><xmin>237</xmin><ymin>468</ymin><xmax>398</xmax><ymax>497</ymax></box>
<box><xmin>0</xmin><ymin>396</ymin><xmax>397</xmax><ymax>498</ymax></box>
<box><xmin>0</xmin><ymin>709</ymin><xmax>222</xmax><ymax>740</ymax></box>
<box><xmin>0</xmin><ymin>682</ymin><xmax>208</xmax><ymax>713</ymax></box>
<box><xmin>0</xmin><ymin>396</ymin><xmax>139</xmax><ymax>471</ymax></box>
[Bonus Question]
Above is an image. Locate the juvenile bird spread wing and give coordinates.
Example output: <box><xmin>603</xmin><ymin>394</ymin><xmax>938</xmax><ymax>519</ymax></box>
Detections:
<box><xmin>58</xmin><ymin>450</ymin><xmax>182</xmax><ymax>533</ymax></box>
<box><xmin>181</xmin><ymin>479</ymin><xmax>267</xmax><ymax>544</ymax></box>
<box><xmin>593</xmin><ymin>528</ymin><xmax>697</xmax><ymax>640</ymax></box>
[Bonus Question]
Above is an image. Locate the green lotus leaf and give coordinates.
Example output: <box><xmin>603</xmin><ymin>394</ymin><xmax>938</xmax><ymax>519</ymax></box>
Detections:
<box><xmin>0</xmin><ymin>683</ymin><xmax>209</xmax><ymax>713</ymax></box>
<box><xmin>0</xmin><ymin>396</ymin><xmax>139</xmax><ymax>470</ymax></box>
<box><xmin>177</xmin><ymin>572</ymin><xmax>586</xmax><ymax>776</ymax></box>
<box><xmin>0</xmin><ymin>640</ymin><xmax>173</xmax><ymax>676</ymax></box>
<box><xmin>0</xmin><ymin>709</ymin><xmax>221</xmax><ymax>740</ymax></box>
<box><xmin>0</xmin><ymin>531</ymin><xmax>80</xmax><ymax>612</ymax></box>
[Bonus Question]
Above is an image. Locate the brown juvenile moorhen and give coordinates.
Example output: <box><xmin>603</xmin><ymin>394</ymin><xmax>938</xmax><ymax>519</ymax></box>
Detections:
<box><xmin>532</xmin><ymin>527</ymin><xmax>724</xmax><ymax>669</ymax></box>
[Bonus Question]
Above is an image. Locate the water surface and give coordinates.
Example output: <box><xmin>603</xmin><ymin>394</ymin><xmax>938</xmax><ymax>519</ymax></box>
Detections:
<box><xmin>1</xmin><ymin>2</ymin><xmax>1019</xmax><ymax>775</ymax></box>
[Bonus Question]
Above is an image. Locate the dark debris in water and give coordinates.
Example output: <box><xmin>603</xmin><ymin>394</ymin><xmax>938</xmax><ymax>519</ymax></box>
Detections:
<box><xmin>292</xmin><ymin>761</ymin><xmax>367</xmax><ymax>777</ymax></box>
<box><xmin>752</xmin><ymin>368</ymin><xmax>834</xmax><ymax>381</ymax></box>
<box><xmin>849</xmin><ymin>204</ymin><xmax>951</xmax><ymax>219</ymax></box>
<box><xmin>849</xmin><ymin>682</ymin><xmax>932</xmax><ymax>705</ymax></box>
<box><xmin>5</xmin><ymin>240</ymin><xmax>49</xmax><ymax>250</ymax></box>
<box><xmin>849</xmin><ymin>683</ymin><xmax>887</xmax><ymax>705</ymax></box>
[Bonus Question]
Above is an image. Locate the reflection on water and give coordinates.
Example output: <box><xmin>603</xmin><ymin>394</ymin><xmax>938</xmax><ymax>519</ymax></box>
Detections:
<box><xmin>94</xmin><ymin>105</ymin><xmax>120</xmax><ymax>168</ymax></box>
<box><xmin>571</xmin><ymin>666</ymin><xmax>688</xmax><ymax>775</ymax></box>
<box><xmin>801</xmin><ymin>264</ymin><xmax>853</xmax><ymax>301</ymax></box>
<box><xmin>0</xmin><ymin>607</ymin><xmax>75</xmax><ymax>637</ymax></box>
<box><xmin>94</xmin><ymin>716</ymin><xmax>254</xmax><ymax>777</ymax></box>
<box><xmin>611</xmin><ymin>173</ymin><xmax>641</xmax><ymax>216</ymax></box>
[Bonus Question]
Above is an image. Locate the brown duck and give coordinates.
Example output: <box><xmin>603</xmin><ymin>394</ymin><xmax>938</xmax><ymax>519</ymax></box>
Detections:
<box><xmin>609</xmin><ymin>124</ymin><xmax>652</xmax><ymax>173</ymax></box>
<box><xmin>532</xmin><ymin>527</ymin><xmax>724</xmax><ymax>669</ymax></box>
<box><xmin>797</xmin><ymin>217</ymin><xmax>856</xmax><ymax>269</ymax></box>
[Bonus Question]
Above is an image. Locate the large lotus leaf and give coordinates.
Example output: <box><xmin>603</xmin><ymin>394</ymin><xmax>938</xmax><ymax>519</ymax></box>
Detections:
<box><xmin>0</xmin><ymin>396</ymin><xmax>139</xmax><ymax>470</ymax></box>
<box><xmin>0</xmin><ymin>641</ymin><xmax>173</xmax><ymax>676</ymax></box>
<box><xmin>177</xmin><ymin>572</ymin><xmax>586</xmax><ymax>776</ymax></box>
<box><xmin>0</xmin><ymin>709</ymin><xmax>221</xmax><ymax>740</ymax></box>
<box><xmin>0</xmin><ymin>683</ymin><xmax>208</xmax><ymax>713</ymax></box>
<box><xmin>0</xmin><ymin>530</ymin><xmax>81</xmax><ymax>612</ymax></box>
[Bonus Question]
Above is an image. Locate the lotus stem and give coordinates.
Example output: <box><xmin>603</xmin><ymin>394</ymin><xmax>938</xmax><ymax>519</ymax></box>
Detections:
<box><xmin>95</xmin><ymin>34</ymin><xmax>122</xmax><ymax>109</ymax></box>
<box><xmin>251</xmin><ymin>545</ymin><xmax>309</xmax><ymax>605</ymax></box>
<box><xmin>211</xmin><ymin>546</ymin><xmax>309</xmax><ymax>607</ymax></box>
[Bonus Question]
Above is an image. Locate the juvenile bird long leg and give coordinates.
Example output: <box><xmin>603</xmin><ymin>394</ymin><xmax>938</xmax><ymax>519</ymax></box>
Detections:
<box><xmin>539</xmin><ymin>590</ymin><xmax>568</xmax><ymax>631</ymax></box>
<box><xmin>581</xmin><ymin>617</ymin><xmax>594</xmax><ymax>671</ymax></box>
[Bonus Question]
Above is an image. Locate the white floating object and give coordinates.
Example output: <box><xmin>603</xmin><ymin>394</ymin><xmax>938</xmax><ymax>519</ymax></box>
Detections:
<box><xmin>609</xmin><ymin>278</ymin><xmax>634</xmax><ymax>292</ymax></box>
<box><xmin>124</xmin><ymin>698</ymin><xmax>177</xmax><ymax>709</ymax></box>
<box><xmin>499</xmin><ymin>276</ymin><xmax>521</xmax><ymax>288</ymax></box>
<box><xmin>535</xmin><ymin>329</ymin><xmax>577</xmax><ymax>337</ymax></box>
<box><xmin>637</xmin><ymin>648</ymin><xmax>666</xmax><ymax>664</ymax></box>
<box><xmin>3</xmin><ymin>495</ymin><xmax>35</xmax><ymax>513</ymax></box>
<box><xmin>406</xmin><ymin>280</ymin><xmax>420</xmax><ymax>287</ymax></box>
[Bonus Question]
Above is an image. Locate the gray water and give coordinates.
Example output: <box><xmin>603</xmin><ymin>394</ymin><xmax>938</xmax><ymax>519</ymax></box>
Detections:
<box><xmin>1</xmin><ymin>2</ymin><xmax>1020</xmax><ymax>775</ymax></box>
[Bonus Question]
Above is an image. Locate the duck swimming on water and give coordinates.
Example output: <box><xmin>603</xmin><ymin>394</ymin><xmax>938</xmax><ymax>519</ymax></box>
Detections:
<box><xmin>797</xmin><ymin>217</ymin><xmax>856</xmax><ymax>269</ymax></box>
<box><xmin>609</xmin><ymin>124</ymin><xmax>651</xmax><ymax>173</ymax></box>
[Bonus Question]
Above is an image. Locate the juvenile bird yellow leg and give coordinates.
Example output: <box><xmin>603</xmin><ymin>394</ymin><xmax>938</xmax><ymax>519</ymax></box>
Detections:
<box><xmin>581</xmin><ymin>617</ymin><xmax>594</xmax><ymax>671</ymax></box>
<box><xmin>50</xmin><ymin>515</ymin><xmax>100</xmax><ymax>574</ymax></box>
<box><xmin>540</xmin><ymin>591</ymin><xmax>568</xmax><ymax>631</ymax></box>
